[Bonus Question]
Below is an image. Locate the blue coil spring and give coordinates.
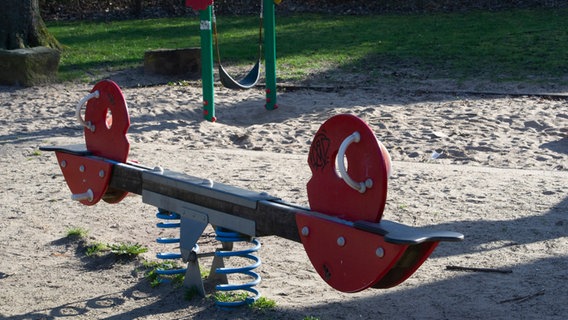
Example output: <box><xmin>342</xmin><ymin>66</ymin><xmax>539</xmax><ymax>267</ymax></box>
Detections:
<box><xmin>155</xmin><ymin>208</ymin><xmax>191</xmax><ymax>282</ymax></box>
<box><xmin>214</xmin><ymin>227</ymin><xmax>262</xmax><ymax>308</ymax></box>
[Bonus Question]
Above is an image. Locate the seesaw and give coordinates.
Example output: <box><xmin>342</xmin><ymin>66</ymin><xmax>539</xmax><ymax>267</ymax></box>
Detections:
<box><xmin>41</xmin><ymin>80</ymin><xmax>463</xmax><ymax>306</ymax></box>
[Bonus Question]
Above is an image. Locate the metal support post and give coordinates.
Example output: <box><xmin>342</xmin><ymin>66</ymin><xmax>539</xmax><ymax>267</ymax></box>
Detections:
<box><xmin>199</xmin><ymin>7</ymin><xmax>216</xmax><ymax>122</ymax></box>
<box><xmin>263</xmin><ymin>0</ymin><xmax>277</xmax><ymax>110</ymax></box>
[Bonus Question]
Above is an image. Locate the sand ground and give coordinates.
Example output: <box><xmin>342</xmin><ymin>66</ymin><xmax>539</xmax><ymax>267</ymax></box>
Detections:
<box><xmin>0</xmin><ymin>75</ymin><xmax>567</xmax><ymax>319</ymax></box>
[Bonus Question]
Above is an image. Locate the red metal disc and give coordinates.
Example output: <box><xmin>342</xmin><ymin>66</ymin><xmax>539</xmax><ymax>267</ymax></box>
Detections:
<box><xmin>299</xmin><ymin>115</ymin><xmax>454</xmax><ymax>292</ymax></box>
<box><xmin>83</xmin><ymin>80</ymin><xmax>130</xmax><ymax>203</ymax></box>
<box><xmin>55</xmin><ymin>152</ymin><xmax>113</xmax><ymax>206</ymax></box>
<box><xmin>307</xmin><ymin>114</ymin><xmax>390</xmax><ymax>223</ymax></box>
<box><xmin>84</xmin><ymin>80</ymin><xmax>130</xmax><ymax>163</ymax></box>
<box><xmin>296</xmin><ymin>213</ymin><xmax>408</xmax><ymax>293</ymax></box>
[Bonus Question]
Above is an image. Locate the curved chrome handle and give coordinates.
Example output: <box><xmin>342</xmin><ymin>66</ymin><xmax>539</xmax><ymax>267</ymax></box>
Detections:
<box><xmin>337</xmin><ymin>131</ymin><xmax>373</xmax><ymax>193</ymax></box>
<box><xmin>75</xmin><ymin>91</ymin><xmax>99</xmax><ymax>132</ymax></box>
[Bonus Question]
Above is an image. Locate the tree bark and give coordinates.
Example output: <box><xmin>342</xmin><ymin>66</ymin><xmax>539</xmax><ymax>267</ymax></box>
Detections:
<box><xmin>132</xmin><ymin>0</ymin><xmax>144</xmax><ymax>18</ymax></box>
<box><xmin>0</xmin><ymin>0</ymin><xmax>61</xmax><ymax>50</ymax></box>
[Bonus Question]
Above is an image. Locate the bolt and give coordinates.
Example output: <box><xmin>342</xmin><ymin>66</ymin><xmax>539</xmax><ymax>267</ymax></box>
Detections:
<box><xmin>187</xmin><ymin>250</ymin><xmax>198</xmax><ymax>263</ymax></box>
<box><xmin>301</xmin><ymin>226</ymin><xmax>309</xmax><ymax>237</ymax></box>
<box><xmin>337</xmin><ymin>236</ymin><xmax>345</xmax><ymax>247</ymax></box>
<box><xmin>376</xmin><ymin>247</ymin><xmax>385</xmax><ymax>258</ymax></box>
<box><xmin>99</xmin><ymin>170</ymin><xmax>105</xmax><ymax>178</ymax></box>
<box><xmin>79</xmin><ymin>165</ymin><xmax>85</xmax><ymax>172</ymax></box>
<box><xmin>60</xmin><ymin>160</ymin><xmax>67</xmax><ymax>168</ymax></box>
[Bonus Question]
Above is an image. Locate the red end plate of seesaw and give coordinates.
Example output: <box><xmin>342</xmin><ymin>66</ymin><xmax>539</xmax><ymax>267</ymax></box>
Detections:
<box><xmin>296</xmin><ymin>213</ymin><xmax>408</xmax><ymax>292</ymax></box>
<box><xmin>300</xmin><ymin>114</ymin><xmax>399</xmax><ymax>292</ymax></box>
<box><xmin>82</xmin><ymin>80</ymin><xmax>130</xmax><ymax>204</ymax></box>
<box><xmin>306</xmin><ymin>114</ymin><xmax>391</xmax><ymax>222</ymax></box>
<box><xmin>84</xmin><ymin>80</ymin><xmax>130</xmax><ymax>163</ymax></box>
<box><xmin>54</xmin><ymin>152</ymin><xmax>113</xmax><ymax>206</ymax></box>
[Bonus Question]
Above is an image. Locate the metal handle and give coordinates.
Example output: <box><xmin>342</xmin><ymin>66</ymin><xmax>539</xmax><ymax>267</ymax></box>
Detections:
<box><xmin>71</xmin><ymin>189</ymin><xmax>94</xmax><ymax>202</ymax></box>
<box><xmin>337</xmin><ymin>131</ymin><xmax>373</xmax><ymax>193</ymax></box>
<box><xmin>76</xmin><ymin>91</ymin><xmax>99</xmax><ymax>132</ymax></box>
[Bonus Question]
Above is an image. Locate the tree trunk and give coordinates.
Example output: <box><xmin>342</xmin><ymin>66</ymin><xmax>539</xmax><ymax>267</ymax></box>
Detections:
<box><xmin>0</xmin><ymin>0</ymin><xmax>61</xmax><ymax>50</ymax></box>
<box><xmin>132</xmin><ymin>0</ymin><xmax>144</xmax><ymax>18</ymax></box>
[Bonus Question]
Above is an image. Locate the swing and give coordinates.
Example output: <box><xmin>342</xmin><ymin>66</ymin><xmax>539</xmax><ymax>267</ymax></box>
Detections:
<box><xmin>212</xmin><ymin>2</ymin><xmax>263</xmax><ymax>90</ymax></box>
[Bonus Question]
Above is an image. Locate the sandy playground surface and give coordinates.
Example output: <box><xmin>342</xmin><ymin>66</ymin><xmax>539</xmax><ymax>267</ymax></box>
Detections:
<box><xmin>0</xmin><ymin>73</ymin><xmax>567</xmax><ymax>319</ymax></box>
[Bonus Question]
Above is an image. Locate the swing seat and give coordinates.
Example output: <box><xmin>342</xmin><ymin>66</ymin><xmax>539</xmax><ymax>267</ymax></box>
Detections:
<box><xmin>219</xmin><ymin>60</ymin><xmax>261</xmax><ymax>90</ymax></box>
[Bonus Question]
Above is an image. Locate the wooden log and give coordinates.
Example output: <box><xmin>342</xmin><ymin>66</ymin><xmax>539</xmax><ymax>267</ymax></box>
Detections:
<box><xmin>143</xmin><ymin>47</ymin><xmax>201</xmax><ymax>77</ymax></box>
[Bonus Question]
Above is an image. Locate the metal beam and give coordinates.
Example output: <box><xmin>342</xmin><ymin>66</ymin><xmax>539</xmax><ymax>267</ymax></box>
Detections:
<box><xmin>108</xmin><ymin>160</ymin><xmax>463</xmax><ymax>245</ymax></box>
<box><xmin>109</xmin><ymin>161</ymin><xmax>303</xmax><ymax>242</ymax></box>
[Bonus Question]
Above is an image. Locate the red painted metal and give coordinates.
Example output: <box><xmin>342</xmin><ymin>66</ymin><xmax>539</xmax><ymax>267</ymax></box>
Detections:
<box><xmin>84</xmin><ymin>80</ymin><xmax>130</xmax><ymax>163</ymax></box>
<box><xmin>82</xmin><ymin>80</ymin><xmax>130</xmax><ymax>203</ymax></box>
<box><xmin>306</xmin><ymin>114</ymin><xmax>390</xmax><ymax>223</ymax></box>
<box><xmin>54</xmin><ymin>152</ymin><xmax>113</xmax><ymax>206</ymax></box>
<box><xmin>185</xmin><ymin>0</ymin><xmax>213</xmax><ymax>11</ymax></box>
<box><xmin>301</xmin><ymin>114</ymin><xmax>442</xmax><ymax>291</ymax></box>
<box><xmin>372</xmin><ymin>241</ymin><xmax>439</xmax><ymax>289</ymax></box>
<box><xmin>296</xmin><ymin>213</ymin><xmax>408</xmax><ymax>293</ymax></box>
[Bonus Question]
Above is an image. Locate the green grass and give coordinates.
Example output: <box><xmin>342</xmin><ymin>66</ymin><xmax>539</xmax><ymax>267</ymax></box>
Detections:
<box><xmin>213</xmin><ymin>291</ymin><xmax>276</xmax><ymax>309</ymax></box>
<box><xmin>108</xmin><ymin>243</ymin><xmax>148</xmax><ymax>256</ymax></box>
<box><xmin>65</xmin><ymin>226</ymin><xmax>88</xmax><ymax>239</ymax></box>
<box><xmin>47</xmin><ymin>8</ymin><xmax>568</xmax><ymax>85</ymax></box>
<box><xmin>48</xmin><ymin>17</ymin><xmax>199</xmax><ymax>81</ymax></box>
<box><xmin>213</xmin><ymin>291</ymin><xmax>249</xmax><ymax>304</ymax></box>
<box><xmin>142</xmin><ymin>260</ymin><xmax>185</xmax><ymax>287</ymax></box>
<box><xmin>85</xmin><ymin>241</ymin><xmax>108</xmax><ymax>257</ymax></box>
<box><xmin>85</xmin><ymin>241</ymin><xmax>148</xmax><ymax>257</ymax></box>
<box><xmin>250</xmin><ymin>296</ymin><xmax>276</xmax><ymax>310</ymax></box>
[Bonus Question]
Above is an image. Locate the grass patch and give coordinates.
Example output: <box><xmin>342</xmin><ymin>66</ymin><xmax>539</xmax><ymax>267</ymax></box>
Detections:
<box><xmin>48</xmin><ymin>17</ymin><xmax>200</xmax><ymax>81</ymax></box>
<box><xmin>275</xmin><ymin>9</ymin><xmax>568</xmax><ymax>84</ymax></box>
<box><xmin>47</xmin><ymin>8</ymin><xmax>568</xmax><ymax>85</ymax></box>
<box><xmin>65</xmin><ymin>226</ymin><xmax>88</xmax><ymax>239</ymax></box>
<box><xmin>142</xmin><ymin>260</ymin><xmax>185</xmax><ymax>288</ymax></box>
<box><xmin>85</xmin><ymin>242</ymin><xmax>148</xmax><ymax>257</ymax></box>
<box><xmin>26</xmin><ymin>149</ymin><xmax>43</xmax><ymax>160</ymax></box>
<box><xmin>250</xmin><ymin>296</ymin><xmax>276</xmax><ymax>311</ymax></box>
<box><xmin>108</xmin><ymin>243</ymin><xmax>148</xmax><ymax>256</ymax></box>
<box><xmin>213</xmin><ymin>291</ymin><xmax>249</xmax><ymax>305</ymax></box>
<box><xmin>85</xmin><ymin>241</ymin><xmax>108</xmax><ymax>257</ymax></box>
<box><xmin>212</xmin><ymin>292</ymin><xmax>276</xmax><ymax>310</ymax></box>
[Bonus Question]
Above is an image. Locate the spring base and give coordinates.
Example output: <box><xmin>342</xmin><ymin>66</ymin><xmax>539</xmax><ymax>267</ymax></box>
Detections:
<box><xmin>155</xmin><ymin>208</ymin><xmax>200</xmax><ymax>284</ymax></box>
<box><xmin>212</xmin><ymin>227</ymin><xmax>262</xmax><ymax>308</ymax></box>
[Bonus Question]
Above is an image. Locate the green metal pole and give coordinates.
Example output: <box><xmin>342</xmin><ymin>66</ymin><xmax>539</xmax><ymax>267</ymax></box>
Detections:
<box><xmin>199</xmin><ymin>7</ymin><xmax>216</xmax><ymax>122</ymax></box>
<box><xmin>263</xmin><ymin>0</ymin><xmax>277</xmax><ymax>110</ymax></box>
